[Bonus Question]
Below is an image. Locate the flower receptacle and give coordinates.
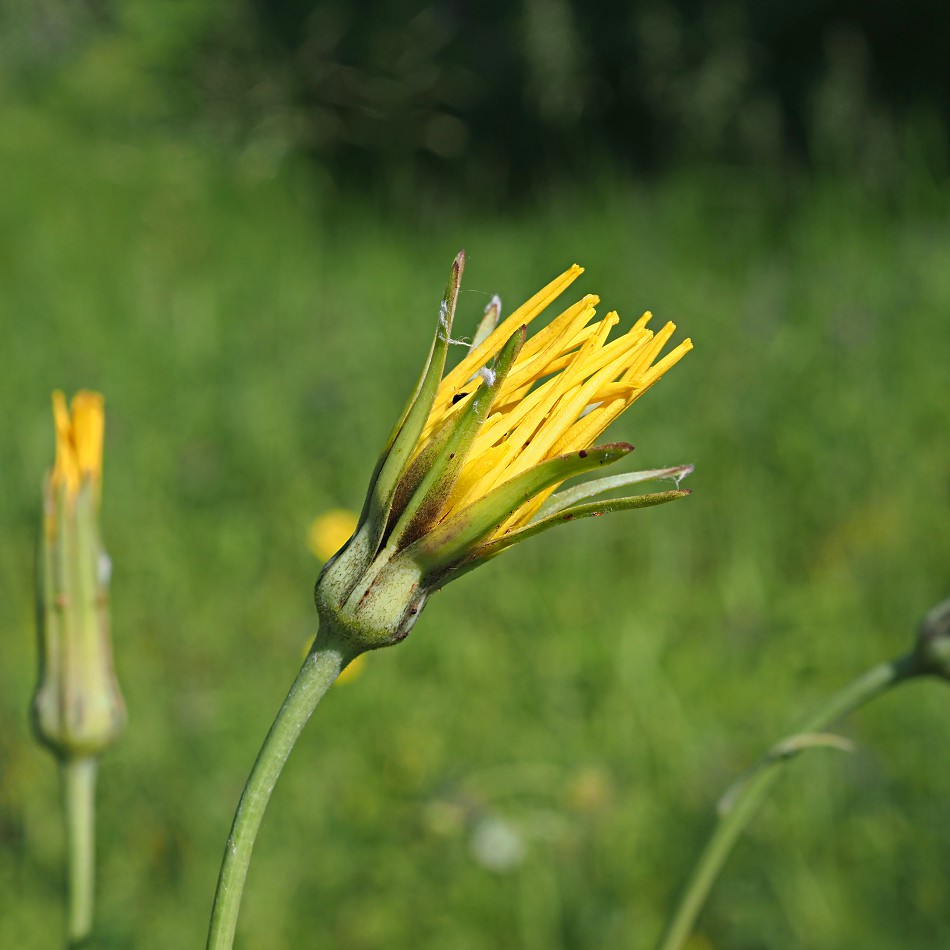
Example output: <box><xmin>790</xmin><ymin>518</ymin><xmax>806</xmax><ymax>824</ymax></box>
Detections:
<box><xmin>315</xmin><ymin>546</ymin><xmax>428</xmax><ymax>652</ymax></box>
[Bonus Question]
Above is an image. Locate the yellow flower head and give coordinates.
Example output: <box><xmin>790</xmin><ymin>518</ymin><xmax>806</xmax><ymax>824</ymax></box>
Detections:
<box><xmin>413</xmin><ymin>262</ymin><xmax>691</xmax><ymax>536</ymax></box>
<box><xmin>315</xmin><ymin>253</ymin><xmax>693</xmax><ymax>653</ymax></box>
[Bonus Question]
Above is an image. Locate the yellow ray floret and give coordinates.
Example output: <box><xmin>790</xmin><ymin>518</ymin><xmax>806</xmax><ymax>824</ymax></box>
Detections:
<box><xmin>416</xmin><ymin>266</ymin><xmax>692</xmax><ymax>538</ymax></box>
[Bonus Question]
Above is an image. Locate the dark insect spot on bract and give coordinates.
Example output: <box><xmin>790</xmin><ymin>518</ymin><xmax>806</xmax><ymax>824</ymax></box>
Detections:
<box><xmin>452</xmin><ymin>392</ymin><xmax>469</xmax><ymax>405</ymax></box>
<box><xmin>578</xmin><ymin>449</ymin><xmax>588</xmax><ymax>459</ymax></box>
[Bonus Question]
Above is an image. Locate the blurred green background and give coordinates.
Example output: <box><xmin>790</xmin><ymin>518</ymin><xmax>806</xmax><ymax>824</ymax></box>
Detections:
<box><xmin>1</xmin><ymin>1</ymin><xmax>948</xmax><ymax>947</ymax></box>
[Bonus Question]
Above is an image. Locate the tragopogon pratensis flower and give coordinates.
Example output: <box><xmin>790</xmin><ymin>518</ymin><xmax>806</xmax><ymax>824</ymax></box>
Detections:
<box><xmin>33</xmin><ymin>391</ymin><xmax>125</xmax><ymax>760</ymax></box>
<box><xmin>315</xmin><ymin>253</ymin><xmax>693</xmax><ymax>653</ymax></box>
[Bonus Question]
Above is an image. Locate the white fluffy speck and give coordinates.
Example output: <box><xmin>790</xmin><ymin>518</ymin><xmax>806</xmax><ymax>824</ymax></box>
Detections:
<box><xmin>469</xmin><ymin>815</ymin><xmax>526</xmax><ymax>873</ymax></box>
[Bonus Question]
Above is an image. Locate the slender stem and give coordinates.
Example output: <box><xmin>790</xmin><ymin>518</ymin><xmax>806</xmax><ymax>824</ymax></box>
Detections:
<box><xmin>206</xmin><ymin>630</ymin><xmax>356</xmax><ymax>950</ymax></box>
<box><xmin>656</xmin><ymin>652</ymin><xmax>922</xmax><ymax>950</ymax></box>
<box><xmin>62</xmin><ymin>756</ymin><xmax>97</xmax><ymax>946</ymax></box>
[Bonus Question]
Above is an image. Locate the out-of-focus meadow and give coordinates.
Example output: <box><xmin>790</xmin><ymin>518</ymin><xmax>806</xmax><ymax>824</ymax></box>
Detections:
<box><xmin>1</xmin><ymin>3</ymin><xmax>949</xmax><ymax>948</ymax></box>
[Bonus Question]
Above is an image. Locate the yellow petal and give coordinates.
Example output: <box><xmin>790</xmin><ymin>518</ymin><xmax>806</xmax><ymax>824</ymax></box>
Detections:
<box><xmin>411</xmin><ymin>266</ymin><xmax>691</xmax><ymax>542</ymax></box>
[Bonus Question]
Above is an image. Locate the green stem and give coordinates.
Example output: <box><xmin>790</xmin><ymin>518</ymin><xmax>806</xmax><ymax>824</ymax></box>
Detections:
<box><xmin>656</xmin><ymin>652</ymin><xmax>922</xmax><ymax>950</ymax></box>
<box><xmin>62</xmin><ymin>756</ymin><xmax>97</xmax><ymax>947</ymax></box>
<box><xmin>206</xmin><ymin>630</ymin><xmax>356</xmax><ymax>950</ymax></box>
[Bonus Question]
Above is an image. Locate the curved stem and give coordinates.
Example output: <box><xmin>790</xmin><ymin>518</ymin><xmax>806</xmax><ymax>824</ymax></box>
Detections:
<box><xmin>656</xmin><ymin>652</ymin><xmax>922</xmax><ymax>950</ymax></box>
<box><xmin>206</xmin><ymin>629</ymin><xmax>357</xmax><ymax>950</ymax></box>
<box><xmin>62</xmin><ymin>756</ymin><xmax>97</xmax><ymax>946</ymax></box>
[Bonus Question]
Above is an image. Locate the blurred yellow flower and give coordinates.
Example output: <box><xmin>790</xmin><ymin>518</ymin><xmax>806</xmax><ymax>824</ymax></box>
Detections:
<box><xmin>308</xmin><ymin>509</ymin><xmax>364</xmax><ymax>683</ymax></box>
<box><xmin>566</xmin><ymin>765</ymin><xmax>615</xmax><ymax>814</ymax></box>
<box><xmin>335</xmin><ymin>653</ymin><xmax>367</xmax><ymax>684</ymax></box>
<box><xmin>302</xmin><ymin>634</ymin><xmax>366</xmax><ymax>683</ymax></box>
<box><xmin>308</xmin><ymin>509</ymin><xmax>359</xmax><ymax>562</ymax></box>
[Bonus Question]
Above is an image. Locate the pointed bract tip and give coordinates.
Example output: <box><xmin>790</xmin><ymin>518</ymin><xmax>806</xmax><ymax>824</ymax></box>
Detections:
<box><xmin>592</xmin><ymin>441</ymin><xmax>635</xmax><ymax>458</ymax></box>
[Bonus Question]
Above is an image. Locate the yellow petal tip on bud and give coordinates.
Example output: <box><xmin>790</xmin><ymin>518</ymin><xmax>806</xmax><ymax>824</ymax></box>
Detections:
<box><xmin>335</xmin><ymin>653</ymin><xmax>368</xmax><ymax>685</ymax></box>
<box><xmin>51</xmin><ymin>389</ymin><xmax>105</xmax><ymax>501</ymax></box>
<box><xmin>314</xmin><ymin>258</ymin><xmax>692</xmax><ymax>654</ymax></box>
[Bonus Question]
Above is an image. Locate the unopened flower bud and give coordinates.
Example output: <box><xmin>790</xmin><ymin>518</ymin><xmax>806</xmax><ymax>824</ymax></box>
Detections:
<box><xmin>914</xmin><ymin>598</ymin><xmax>950</xmax><ymax>681</ymax></box>
<box><xmin>32</xmin><ymin>391</ymin><xmax>126</xmax><ymax>760</ymax></box>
